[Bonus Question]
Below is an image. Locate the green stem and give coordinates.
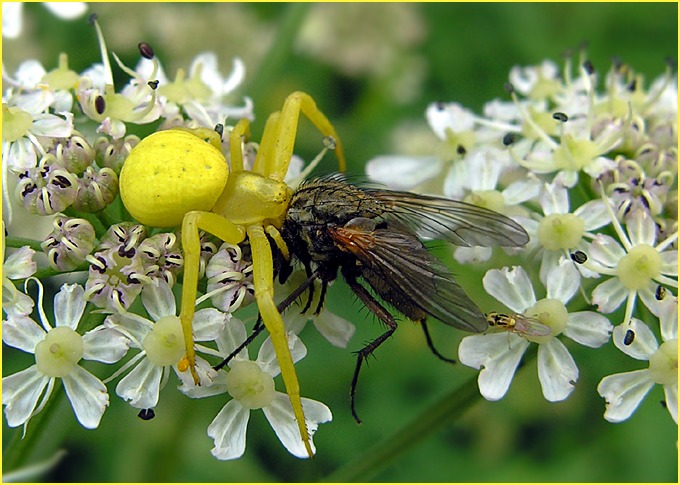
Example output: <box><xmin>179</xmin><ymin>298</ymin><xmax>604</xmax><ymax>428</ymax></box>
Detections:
<box><xmin>244</xmin><ymin>3</ymin><xmax>311</xmax><ymax>104</ymax></box>
<box><xmin>322</xmin><ymin>346</ymin><xmax>538</xmax><ymax>482</ymax></box>
<box><xmin>5</xmin><ymin>237</ymin><xmax>43</xmax><ymax>252</ymax></box>
<box><xmin>3</xmin><ymin>381</ymin><xmax>64</xmax><ymax>472</ymax></box>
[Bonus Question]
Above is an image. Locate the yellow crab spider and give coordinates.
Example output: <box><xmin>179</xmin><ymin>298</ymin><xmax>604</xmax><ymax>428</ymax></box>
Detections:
<box><xmin>119</xmin><ymin>91</ymin><xmax>345</xmax><ymax>458</ymax></box>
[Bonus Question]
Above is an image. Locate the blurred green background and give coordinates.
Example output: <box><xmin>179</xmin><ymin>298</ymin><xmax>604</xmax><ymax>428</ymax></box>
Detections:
<box><xmin>2</xmin><ymin>2</ymin><xmax>677</xmax><ymax>482</ymax></box>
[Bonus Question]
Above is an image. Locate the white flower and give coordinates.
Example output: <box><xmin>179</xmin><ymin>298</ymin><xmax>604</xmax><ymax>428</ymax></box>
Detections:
<box><xmin>519</xmin><ymin>181</ymin><xmax>610</xmax><ymax>282</ymax></box>
<box><xmin>103</xmin><ymin>278</ymin><xmax>227</xmax><ymax>409</ymax></box>
<box><xmin>597</xmin><ymin>295</ymin><xmax>678</xmax><ymax>424</ymax></box>
<box><xmin>2</xmin><ymin>97</ymin><xmax>74</xmax><ymax>172</ymax></box>
<box><xmin>137</xmin><ymin>53</ymin><xmax>252</xmax><ymax>128</ymax></box>
<box><xmin>584</xmin><ymin>205</ymin><xmax>677</xmax><ymax>325</ymax></box>
<box><xmin>75</xmin><ymin>19</ymin><xmax>161</xmax><ymax>139</ymax></box>
<box><xmin>196</xmin><ymin>318</ymin><xmax>331</xmax><ymax>460</ymax></box>
<box><xmin>2</xmin><ymin>2</ymin><xmax>87</xmax><ymax>39</ymax></box>
<box><xmin>2</xmin><ymin>282</ymin><xmax>128</xmax><ymax>430</ymax></box>
<box><xmin>458</xmin><ymin>262</ymin><xmax>613</xmax><ymax>401</ymax></box>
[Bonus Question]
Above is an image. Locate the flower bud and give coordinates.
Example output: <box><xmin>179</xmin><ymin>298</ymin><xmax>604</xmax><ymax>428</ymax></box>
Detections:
<box><xmin>41</xmin><ymin>216</ymin><xmax>97</xmax><ymax>271</ymax></box>
<box><xmin>73</xmin><ymin>166</ymin><xmax>119</xmax><ymax>212</ymax></box>
<box><xmin>16</xmin><ymin>156</ymin><xmax>78</xmax><ymax>215</ymax></box>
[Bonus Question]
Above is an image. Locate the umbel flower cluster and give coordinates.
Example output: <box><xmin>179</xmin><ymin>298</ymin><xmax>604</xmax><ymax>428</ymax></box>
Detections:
<box><xmin>2</xmin><ymin>15</ymin><xmax>677</xmax><ymax>466</ymax></box>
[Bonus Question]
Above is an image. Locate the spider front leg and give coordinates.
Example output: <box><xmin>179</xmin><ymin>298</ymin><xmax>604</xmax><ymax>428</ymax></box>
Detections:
<box><xmin>179</xmin><ymin>210</ymin><xmax>246</xmax><ymax>383</ymax></box>
<box><xmin>256</xmin><ymin>91</ymin><xmax>347</xmax><ymax>181</ymax></box>
<box><xmin>247</xmin><ymin>224</ymin><xmax>315</xmax><ymax>458</ymax></box>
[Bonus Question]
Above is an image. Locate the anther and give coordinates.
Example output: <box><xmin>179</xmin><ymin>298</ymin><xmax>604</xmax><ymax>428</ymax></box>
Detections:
<box><xmin>503</xmin><ymin>82</ymin><xmax>515</xmax><ymax>94</ymax></box>
<box><xmin>456</xmin><ymin>145</ymin><xmax>466</xmax><ymax>155</ymax></box>
<box><xmin>88</xmin><ymin>13</ymin><xmax>97</xmax><ymax>25</ymax></box>
<box><xmin>138</xmin><ymin>42</ymin><xmax>155</xmax><ymax>59</ymax></box>
<box><xmin>552</xmin><ymin>112</ymin><xmax>569</xmax><ymax>122</ymax></box>
<box><xmin>138</xmin><ymin>408</ymin><xmax>156</xmax><ymax>420</ymax></box>
<box><xmin>147</xmin><ymin>80</ymin><xmax>159</xmax><ymax>90</ymax></box>
<box><xmin>323</xmin><ymin>136</ymin><xmax>337</xmax><ymax>150</ymax></box>
<box><xmin>570</xmin><ymin>251</ymin><xmax>587</xmax><ymax>264</ymax></box>
<box><xmin>583</xmin><ymin>60</ymin><xmax>595</xmax><ymax>75</ymax></box>
<box><xmin>214</xmin><ymin>124</ymin><xmax>224</xmax><ymax>138</ymax></box>
<box><xmin>502</xmin><ymin>133</ymin><xmax>517</xmax><ymax>146</ymax></box>
<box><xmin>655</xmin><ymin>284</ymin><xmax>666</xmax><ymax>301</ymax></box>
<box><xmin>502</xmin><ymin>133</ymin><xmax>516</xmax><ymax>146</ymax></box>
<box><xmin>95</xmin><ymin>95</ymin><xmax>106</xmax><ymax>115</ymax></box>
<box><xmin>623</xmin><ymin>329</ymin><xmax>635</xmax><ymax>346</ymax></box>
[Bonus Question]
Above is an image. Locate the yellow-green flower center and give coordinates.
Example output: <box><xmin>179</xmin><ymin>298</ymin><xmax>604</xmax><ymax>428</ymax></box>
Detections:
<box><xmin>143</xmin><ymin>315</ymin><xmax>186</xmax><ymax>366</ymax></box>
<box><xmin>464</xmin><ymin>190</ymin><xmax>505</xmax><ymax>213</ymax></box>
<box><xmin>536</xmin><ymin>213</ymin><xmax>585</xmax><ymax>250</ymax></box>
<box><xmin>525</xmin><ymin>298</ymin><xmax>568</xmax><ymax>344</ymax></box>
<box><xmin>2</xmin><ymin>104</ymin><xmax>33</xmax><ymax>142</ymax></box>
<box><xmin>616</xmin><ymin>244</ymin><xmax>662</xmax><ymax>290</ymax></box>
<box><xmin>648</xmin><ymin>339</ymin><xmax>678</xmax><ymax>386</ymax></box>
<box><xmin>35</xmin><ymin>326</ymin><xmax>84</xmax><ymax>378</ymax></box>
<box><xmin>42</xmin><ymin>53</ymin><xmax>80</xmax><ymax>91</ymax></box>
<box><xmin>225</xmin><ymin>360</ymin><xmax>276</xmax><ymax>410</ymax></box>
<box><xmin>553</xmin><ymin>135</ymin><xmax>599</xmax><ymax>171</ymax></box>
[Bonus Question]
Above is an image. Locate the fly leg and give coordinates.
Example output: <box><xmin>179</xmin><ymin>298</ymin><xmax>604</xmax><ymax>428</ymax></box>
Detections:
<box><xmin>343</xmin><ymin>271</ymin><xmax>398</xmax><ymax>424</ymax></box>
<box><xmin>420</xmin><ymin>319</ymin><xmax>456</xmax><ymax>364</ymax></box>
<box><xmin>214</xmin><ymin>270</ymin><xmax>320</xmax><ymax>371</ymax></box>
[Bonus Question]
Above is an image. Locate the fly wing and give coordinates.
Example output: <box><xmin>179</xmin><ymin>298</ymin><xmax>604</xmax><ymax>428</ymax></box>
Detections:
<box><xmin>330</xmin><ymin>223</ymin><xmax>488</xmax><ymax>332</ymax></box>
<box><xmin>366</xmin><ymin>189</ymin><xmax>529</xmax><ymax>248</ymax></box>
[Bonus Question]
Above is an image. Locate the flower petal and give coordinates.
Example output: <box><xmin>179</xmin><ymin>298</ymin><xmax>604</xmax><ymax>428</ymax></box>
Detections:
<box><xmin>193</xmin><ymin>308</ymin><xmax>228</xmax><ymax>342</ymax></box>
<box><xmin>483</xmin><ymin>266</ymin><xmax>536</xmax><ymax>313</ymax></box>
<box><xmin>2</xmin><ymin>2</ymin><xmax>23</xmax><ymax>39</ymax></box>
<box><xmin>658</xmin><ymin>296</ymin><xmax>678</xmax><ymax>341</ymax></box>
<box><xmin>2</xmin><ymin>365</ymin><xmax>50</xmax><ymax>427</ymax></box>
<box><xmin>4</xmin><ymin>246</ymin><xmax>37</xmax><ymax>279</ymax></box>
<box><xmin>589</xmin><ymin>234</ymin><xmax>625</xmax><ymax>268</ymax></box>
<box><xmin>215</xmin><ymin>317</ymin><xmax>248</xmax><ymax>361</ymax></box>
<box><xmin>625</xmin><ymin>209</ymin><xmax>656</xmax><ymax>247</ymax></box>
<box><xmin>545</xmin><ymin>258</ymin><xmax>580</xmax><ymax>304</ymax></box>
<box><xmin>258</xmin><ymin>333</ymin><xmax>307</xmax><ymax>378</ymax></box>
<box><xmin>82</xmin><ymin>326</ymin><xmax>130</xmax><ymax>363</ymax></box>
<box><xmin>141</xmin><ymin>279</ymin><xmax>176</xmax><ymax>321</ymax></box>
<box><xmin>104</xmin><ymin>312</ymin><xmax>152</xmax><ymax>348</ymax></box>
<box><xmin>564</xmin><ymin>311</ymin><xmax>612</xmax><ymax>348</ymax></box>
<box><xmin>207</xmin><ymin>400</ymin><xmax>249</xmax><ymax>460</ymax></box>
<box><xmin>263</xmin><ymin>393</ymin><xmax>332</xmax><ymax>458</ymax></box>
<box><xmin>574</xmin><ymin>200</ymin><xmax>610</xmax><ymax>231</ymax></box>
<box><xmin>597</xmin><ymin>369</ymin><xmax>655</xmax><ymax>422</ymax></box>
<box><xmin>591</xmin><ymin>278</ymin><xmax>628</xmax><ymax>314</ymax></box>
<box><xmin>660</xmin><ymin>250</ymin><xmax>678</xmax><ymax>276</ymax></box>
<box><xmin>366</xmin><ymin>155</ymin><xmax>443</xmax><ymax>190</ymax></box>
<box><xmin>2</xmin><ymin>314</ymin><xmax>45</xmax><ymax>352</ymax></box>
<box><xmin>115</xmin><ymin>358</ymin><xmax>162</xmax><ymax>409</ymax></box>
<box><xmin>539</xmin><ymin>182</ymin><xmax>570</xmax><ymax>215</ymax></box>
<box><xmin>537</xmin><ymin>339</ymin><xmax>578</xmax><ymax>401</ymax></box>
<box><xmin>458</xmin><ymin>333</ymin><xmax>529</xmax><ymax>401</ymax></box>
<box><xmin>62</xmin><ymin>365</ymin><xmax>108</xmax><ymax>429</ymax></box>
<box><xmin>311</xmin><ymin>311</ymin><xmax>356</xmax><ymax>348</ymax></box>
<box><xmin>53</xmin><ymin>284</ymin><xmax>85</xmax><ymax>329</ymax></box>
<box><xmin>43</xmin><ymin>2</ymin><xmax>88</xmax><ymax>19</ymax></box>
<box><xmin>663</xmin><ymin>383</ymin><xmax>678</xmax><ymax>424</ymax></box>
<box><xmin>612</xmin><ymin>319</ymin><xmax>658</xmax><ymax>360</ymax></box>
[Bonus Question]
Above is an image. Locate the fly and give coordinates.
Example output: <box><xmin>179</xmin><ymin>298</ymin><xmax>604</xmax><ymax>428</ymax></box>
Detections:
<box><xmin>216</xmin><ymin>175</ymin><xmax>530</xmax><ymax>422</ymax></box>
